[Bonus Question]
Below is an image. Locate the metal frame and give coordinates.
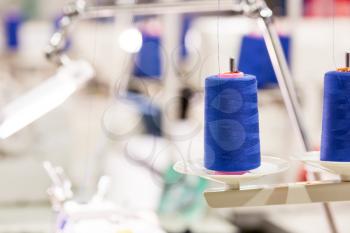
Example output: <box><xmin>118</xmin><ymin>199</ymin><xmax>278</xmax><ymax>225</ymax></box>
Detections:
<box><xmin>45</xmin><ymin>1</ymin><xmax>338</xmax><ymax>232</ymax></box>
<box><xmin>45</xmin><ymin>0</ymin><xmax>240</xmax><ymax>64</ymax></box>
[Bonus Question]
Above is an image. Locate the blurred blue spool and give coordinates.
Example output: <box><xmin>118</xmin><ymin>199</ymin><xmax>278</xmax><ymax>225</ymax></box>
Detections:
<box><xmin>204</xmin><ymin>75</ymin><xmax>261</xmax><ymax>172</ymax></box>
<box><xmin>238</xmin><ymin>34</ymin><xmax>290</xmax><ymax>89</ymax></box>
<box><xmin>133</xmin><ymin>33</ymin><xmax>162</xmax><ymax>79</ymax></box>
<box><xmin>321</xmin><ymin>71</ymin><xmax>350</xmax><ymax>162</ymax></box>
<box><xmin>4</xmin><ymin>11</ymin><xmax>22</xmax><ymax>51</ymax></box>
<box><xmin>133</xmin><ymin>15</ymin><xmax>193</xmax><ymax>79</ymax></box>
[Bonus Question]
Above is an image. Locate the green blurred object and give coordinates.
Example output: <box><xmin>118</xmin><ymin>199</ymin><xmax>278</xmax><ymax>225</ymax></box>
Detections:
<box><xmin>20</xmin><ymin>0</ymin><xmax>39</xmax><ymax>19</ymax></box>
<box><xmin>158</xmin><ymin>165</ymin><xmax>208</xmax><ymax>222</ymax></box>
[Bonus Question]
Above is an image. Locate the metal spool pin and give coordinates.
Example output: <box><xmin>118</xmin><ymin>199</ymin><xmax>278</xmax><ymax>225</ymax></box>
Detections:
<box><xmin>230</xmin><ymin>58</ymin><xmax>237</xmax><ymax>73</ymax></box>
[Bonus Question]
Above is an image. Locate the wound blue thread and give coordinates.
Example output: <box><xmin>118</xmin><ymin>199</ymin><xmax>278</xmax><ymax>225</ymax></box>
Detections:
<box><xmin>321</xmin><ymin>71</ymin><xmax>350</xmax><ymax>162</ymax></box>
<box><xmin>204</xmin><ymin>75</ymin><xmax>261</xmax><ymax>171</ymax></box>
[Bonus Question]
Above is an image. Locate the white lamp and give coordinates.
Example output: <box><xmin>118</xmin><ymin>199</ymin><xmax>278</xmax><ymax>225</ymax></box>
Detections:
<box><xmin>0</xmin><ymin>60</ymin><xmax>94</xmax><ymax>139</ymax></box>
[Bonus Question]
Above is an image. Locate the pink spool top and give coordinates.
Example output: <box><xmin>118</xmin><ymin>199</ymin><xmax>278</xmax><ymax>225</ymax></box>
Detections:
<box><xmin>219</xmin><ymin>71</ymin><xmax>244</xmax><ymax>78</ymax></box>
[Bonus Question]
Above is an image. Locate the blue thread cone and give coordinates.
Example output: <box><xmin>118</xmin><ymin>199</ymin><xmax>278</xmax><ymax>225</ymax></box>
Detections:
<box><xmin>321</xmin><ymin>71</ymin><xmax>350</xmax><ymax>162</ymax></box>
<box><xmin>204</xmin><ymin>75</ymin><xmax>261</xmax><ymax>171</ymax></box>
<box><xmin>238</xmin><ymin>35</ymin><xmax>290</xmax><ymax>89</ymax></box>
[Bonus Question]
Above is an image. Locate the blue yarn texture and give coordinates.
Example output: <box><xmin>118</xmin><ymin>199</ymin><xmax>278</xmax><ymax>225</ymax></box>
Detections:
<box><xmin>204</xmin><ymin>75</ymin><xmax>261</xmax><ymax>171</ymax></box>
<box><xmin>321</xmin><ymin>71</ymin><xmax>350</xmax><ymax>162</ymax></box>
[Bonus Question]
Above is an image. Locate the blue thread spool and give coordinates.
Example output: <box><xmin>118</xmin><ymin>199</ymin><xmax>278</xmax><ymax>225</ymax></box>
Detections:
<box><xmin>4</xmin><ymin>11</ymin><xmax>22</xmax><ymax>51</ymax></box>
<box><xmin>133</xmin><ymin>32</ymin><xmax>162</xmax><ymax>79</ymax></box>
<box><xmin>238</xmin><ymin>34</ymin><xmax>290</xmax><ymax>89</ymax></box>
<box><xmin>204</xmin><ymin>73</ymin><xmax>261</xmax><ymax>172</ymax></box>
<box><xmin>321</xmin><ymin>70</ymin><xmax>350</xmax><ymax>162</ymax></box>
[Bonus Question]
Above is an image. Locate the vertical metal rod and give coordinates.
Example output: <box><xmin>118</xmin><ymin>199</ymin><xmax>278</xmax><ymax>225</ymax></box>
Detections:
<box><xmin>313</xmin><ymin>173</ymin><xmax>338</xmax><ymax>233</ymax></box>
<box><xmin>230</xmin><ymin>57</ymin><xmax>236</xmax><ymax>72</ymax></box>
<box><xmin>258</xmin><ymin>15</ymin><xmax>338</xmax><ymax>233</ymax></box>
<box><xmin>160</xmin><ymin>0</ymin><xmax>182</xmax><ymax>140</ymax></box>
<box><xmin>258</xmin><ymin>16</ymin><xmax>311</xmax><ymax>151</ymax></box>
<box><xmin>323</xmin><ymin>204</ymin><xmax>338</xmax><ymax>233</ymax></box>
<box><xmin>287</xmin><ymin>0</ymin><xmax>303</xmax><ymax>20</ymax></box>
<box><xmin>346</xmin><ymin>52</ymin><xmax>350</xmax><ymax>67</ymax></box>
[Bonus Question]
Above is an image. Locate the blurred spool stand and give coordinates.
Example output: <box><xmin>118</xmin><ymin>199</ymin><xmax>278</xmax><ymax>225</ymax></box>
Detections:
<box><xmin>44</xmin><ymin>1</ymin><xmax>350</xmax><ymax>233</ymax></box>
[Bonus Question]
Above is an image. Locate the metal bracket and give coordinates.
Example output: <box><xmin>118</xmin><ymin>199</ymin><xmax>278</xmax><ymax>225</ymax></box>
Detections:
<box><xmin>45</xmin><ymin>0</ymin><xmax>86</xmax><ymax>65</ymax></box>
<box><xmin>205</xmin><ymin>180</ymin><xmax>350</xmax><ymax>208</ymax></box>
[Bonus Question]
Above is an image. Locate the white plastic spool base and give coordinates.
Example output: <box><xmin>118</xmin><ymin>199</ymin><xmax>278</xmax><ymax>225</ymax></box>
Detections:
<box><xmin>174</xmin><ymin>156</ymin><xmax>350</xmax><ymax>208</ymax></box>
<box><xmin>294</xmin><ymin>151</ymin><xmax>350</xmax><ymax>182</ymax></box>
<box><xmin>174</xmin><ymin>156</ymin><xmax>289</xmax><ymax>190</ymax></box>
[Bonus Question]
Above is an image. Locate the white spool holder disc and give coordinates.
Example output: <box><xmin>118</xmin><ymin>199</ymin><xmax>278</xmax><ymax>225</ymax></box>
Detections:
<box><xmin>293</xmin><ymin>151</ymin><xmax>350</xmax><ymax>181</ymax></box>
<box><xmin>173</xmin><ymin>156</ymin><xmax>289</xmax><ymax>189</ymax></box>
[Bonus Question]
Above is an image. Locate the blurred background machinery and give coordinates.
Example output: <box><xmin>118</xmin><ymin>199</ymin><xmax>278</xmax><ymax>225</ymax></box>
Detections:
<box><xmin>0</xmin><ymin>0</ymin><xmax>350</xmax><ymax>233</ymax></box>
